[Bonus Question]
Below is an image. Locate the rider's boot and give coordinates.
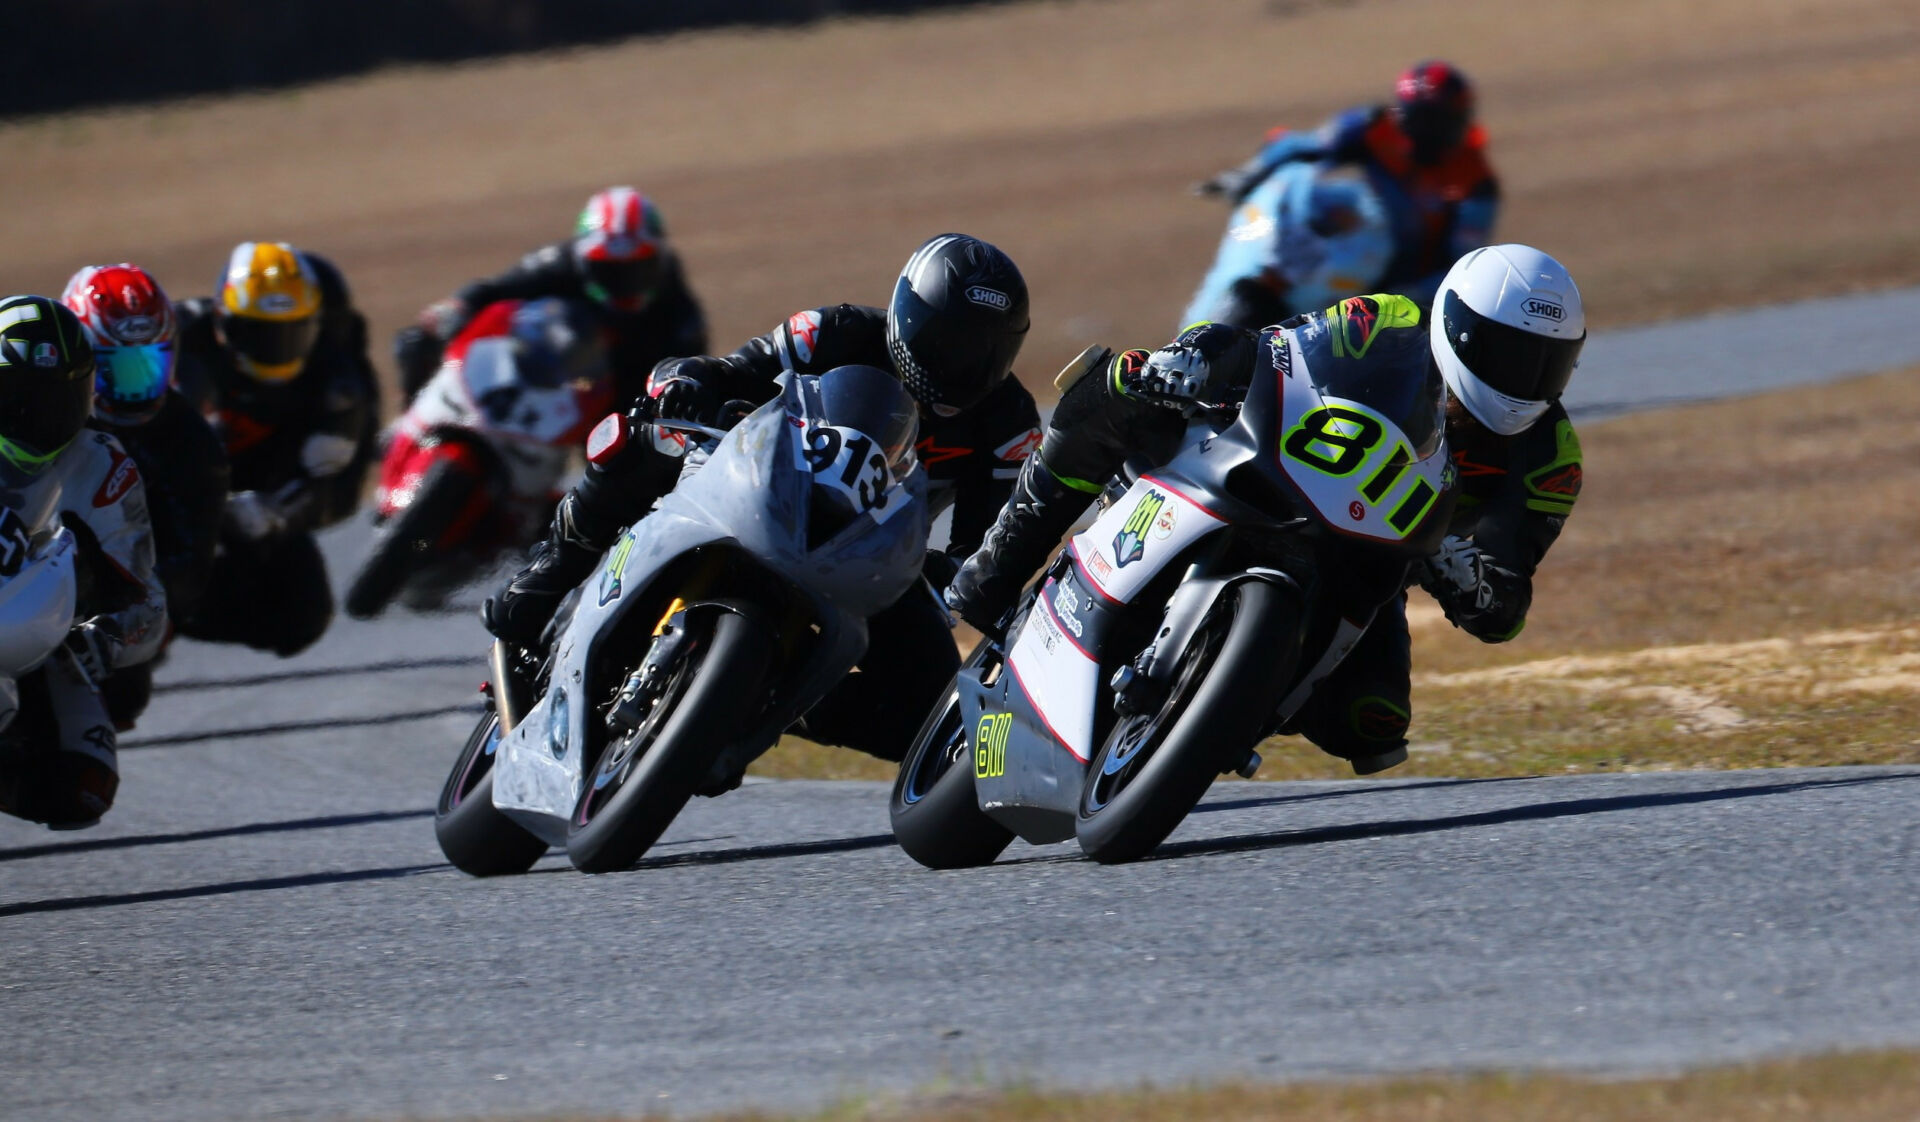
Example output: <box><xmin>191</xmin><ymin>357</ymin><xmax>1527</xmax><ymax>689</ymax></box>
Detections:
<box><xmin>945</xmin><ymin>454</ymin><xmax>1092</xmax><ymax>637</ymax></box>
<box><xmin>481</xmin><ymin>493</ymin><xmax>612</xmax><ymax>649</ymax></box>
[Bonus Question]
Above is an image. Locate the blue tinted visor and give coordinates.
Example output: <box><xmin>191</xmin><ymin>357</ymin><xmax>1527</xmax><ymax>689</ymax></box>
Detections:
<box><xmin>94</xmin><ymin>342</ymin><xmax>175</xmax><ymax>423</ymax></box>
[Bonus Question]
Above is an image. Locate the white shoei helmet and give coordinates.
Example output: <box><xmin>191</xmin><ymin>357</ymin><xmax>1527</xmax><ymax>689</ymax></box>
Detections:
<box><xmin>1430</xmin><ymin>244</ymin><xmax>1586</xmax><ymax>435</ymax></box>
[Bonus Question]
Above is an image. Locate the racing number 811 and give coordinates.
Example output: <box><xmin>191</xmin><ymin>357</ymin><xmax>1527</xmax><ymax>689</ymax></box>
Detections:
<box><xmin>1282</xmin><ymin>404</ymin><xmax>1439</xmax><ymax>535</ymax></box>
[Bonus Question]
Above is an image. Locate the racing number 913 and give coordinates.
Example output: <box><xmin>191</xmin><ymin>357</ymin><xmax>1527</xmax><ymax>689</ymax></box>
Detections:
<box><xmin>803</xmin><ymin>425</ymin><xmax>892</xmax><ymax>514</ymax></box>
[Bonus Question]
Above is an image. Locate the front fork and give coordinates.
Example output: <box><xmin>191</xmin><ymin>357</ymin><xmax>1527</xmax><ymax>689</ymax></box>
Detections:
<box><xmin>1106</xmin><ymin>562</ymin><xmax>1304</xmax><ymax>779</ymax></box>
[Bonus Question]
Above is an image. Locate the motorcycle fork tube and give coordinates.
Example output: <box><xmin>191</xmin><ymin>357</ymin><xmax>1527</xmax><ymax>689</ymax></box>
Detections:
<box><xmin>490</xmin><ymin>639</ymin><xmax>530</xmax><ymax>734</ymax></box>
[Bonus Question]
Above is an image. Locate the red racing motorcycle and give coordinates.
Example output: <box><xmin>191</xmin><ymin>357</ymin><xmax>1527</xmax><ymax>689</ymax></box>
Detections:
<box><xmin>346</xmin><ymin>298</ymin><xmax>615</xmax><ymax>618</ymax></box>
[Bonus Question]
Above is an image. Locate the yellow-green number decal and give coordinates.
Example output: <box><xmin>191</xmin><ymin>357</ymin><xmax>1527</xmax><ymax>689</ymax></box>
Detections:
<box><xmin>1283</xmin><ymin>405</ymin><xmax>1382</xmax><ymax>476</ymax></box>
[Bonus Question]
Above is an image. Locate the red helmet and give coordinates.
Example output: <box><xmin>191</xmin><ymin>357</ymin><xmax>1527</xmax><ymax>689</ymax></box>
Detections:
<box><xmin>572</xmin><ymin>187</ymin><xmax>669</xmax><ymax>313</ymax></box>
<box><xmin>1394</xmin><ymin>60</ymin><xmax>1475</xmax><ymax>166</ymax></box>
<box><xmin>61</xmin><ymin>263</ymin><xmax>177</xmax><ymax>426</ymax></box>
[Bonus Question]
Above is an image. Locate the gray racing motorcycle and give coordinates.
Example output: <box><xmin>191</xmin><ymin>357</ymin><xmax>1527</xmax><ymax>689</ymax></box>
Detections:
<box><xmin>890</xmin><ymin>318</ymin><xmax>1457</xmax><ymax>865</ymax></box>
<box><xmin>436</xmin><ymin>364</ymin><xmax>928</xmax><ymax>874</ymax></box>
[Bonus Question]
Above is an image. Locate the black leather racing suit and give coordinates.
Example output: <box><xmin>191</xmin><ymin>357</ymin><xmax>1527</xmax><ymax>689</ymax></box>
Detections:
<box><xmin>539</xmin><ymin>303</ymin><xmax>1044</xmax><ymax>762</ymax></box>
<box><xmin>1284</xmin><ymin>400</ymin><xmax>1582</xmax><ymax>764</ymax></box>
<box><xmin>86</xmin><ymin>390</ymin><xmax>231</xmax><ymax>726</ymax></box>
<box><xmin>173</xmin><ymin>251</ymin><xmax>379</xmax><ymax>657</ymax></box>
<box><xmin>397</xmin><ymin>242</ymin><xmax>709</xmax><ymax>404</ymax></box>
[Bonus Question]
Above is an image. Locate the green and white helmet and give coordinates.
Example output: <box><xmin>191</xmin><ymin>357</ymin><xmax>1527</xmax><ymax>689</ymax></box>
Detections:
<box><xmin>0</xmin><ymin>295</ymin><xmax>95</xmax><ymax>477</ymax></box>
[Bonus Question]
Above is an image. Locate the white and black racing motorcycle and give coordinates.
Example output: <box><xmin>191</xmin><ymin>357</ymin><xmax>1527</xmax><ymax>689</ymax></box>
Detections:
<box><xmin>435</xmin><ymin>365</ymin><xmax>928</xmax><ymax>874</ymax></box>
<box><xmin>890</xmin><ymin>320</ymin><xmax>1456</xmax><ymax>865</ymax></box>
<box><xmin>0</xmin><ymin>512</ymin><xmax>79</xmax><ymax>759</ymax></box>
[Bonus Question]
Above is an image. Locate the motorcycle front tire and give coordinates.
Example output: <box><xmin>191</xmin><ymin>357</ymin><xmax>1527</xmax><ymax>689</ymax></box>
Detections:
<box><xmin>435</xmin><ymin>706</ymin><xmax>549</xmax><ymax>877</ymax></box>
<box><xmin>889</xmin><ymin>683</ymin><xmax>1015</xmax><ymax>870</ymax></box>
<box><xmin>345</xmin><ymin>459</ymin><xmax>476</xmax><ymax>620</ymax></box>
<box><xmin>565</xmin><ymin>606</ymin><xmax>773</xmax><ymax>874</ymax></box>
<box><xmin>1075</xmin><ymin>580</ymin><xmax>1299</xmax><ymax>864</ymax></box>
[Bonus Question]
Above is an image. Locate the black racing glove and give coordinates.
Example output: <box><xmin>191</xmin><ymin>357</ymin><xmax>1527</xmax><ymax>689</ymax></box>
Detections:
<box><xmin>644</xmin><ymin>357</ymin><xmax>723</xmax><ymax>422</ymax></box>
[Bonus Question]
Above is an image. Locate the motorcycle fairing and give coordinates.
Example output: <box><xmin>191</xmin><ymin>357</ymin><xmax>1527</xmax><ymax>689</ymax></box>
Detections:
<box><xmin>491</xmin><ymin>374</ymin><xmax>928</xmax><ymax>840</ymax></box>
<box><xmin>399</xmin><ymin>336</ymin><xmax>611</xmax><ymax>502</ymax></box>
<box><xmin>1182</xmin><ymin>161</ymin><xmax>1394</xmax><ymax>328</ymax></box>
<box><xmin>1263</xmin><ymin>316</ymin><xmax>1455</xmax><ymax>551</ymax></box>
<box><xmin>1002</xmin><ymin>477</ymin><xmax>1227</xmax><ymax>763</ymax></box>
<box><xmin>956</xmin><ymin>659</ymin><xmax>1079</xmax><ymax>844</ymax></box>
<box><xmin>0</xmin><ymin>527</ymin><xmax>77</xmax><ymax>735</ymax></box>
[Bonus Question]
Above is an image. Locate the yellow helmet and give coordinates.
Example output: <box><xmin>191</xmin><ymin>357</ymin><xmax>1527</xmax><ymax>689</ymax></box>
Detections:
<box><xmin>216</xmin><ymin>242</ymin><xmax>321</xmax><ymax>382</ymax></box>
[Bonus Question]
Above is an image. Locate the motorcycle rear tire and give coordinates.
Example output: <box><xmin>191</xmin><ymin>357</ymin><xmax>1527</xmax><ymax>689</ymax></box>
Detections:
<box><xmin>346</xmin><ymin>459</ymin><xmax>475</xmax><ymax>620</ymax></box>
<box><xmin>435</xmin><ymin>707</ymin><xmax>549</xmax><ymax>877</ymax></box>
<box><xmin>889</xmin><ymin>684</ymin><xmax>1015</xmax><ymax>870</ymax></box>
<box><xmin>1076</xmin><ymin>580</ymin><xmax>1299</xmax><ymax>864</ymax></box>
<box><xmin>565</xmin><ymin>607</ymin><xmax>772</xmax><ymax>874</ymax></box>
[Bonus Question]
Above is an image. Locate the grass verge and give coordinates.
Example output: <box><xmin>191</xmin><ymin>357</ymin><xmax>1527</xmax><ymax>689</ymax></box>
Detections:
<box><xmin>506</xmin><ymin>1048</ymin><xmax>1920</xmax><ymax>1121</ymax></box>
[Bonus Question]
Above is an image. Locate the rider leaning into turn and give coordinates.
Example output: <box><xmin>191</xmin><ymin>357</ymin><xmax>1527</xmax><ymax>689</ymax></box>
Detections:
<box><xmin>483</xmin><ymin>233</ymin><xmax>1044</xmax><ymax>764</ymax></box>
<box><xmin>1196</xmin><ymin>60</ymin><xmax>1500</xmax><ymax>309</ymax></box>
<box><xmin>394</xmin><ymin>186</ymin><xmax>709</xmax><ymax>405</ymax></box>
<box><xmin>945</xmin><ymin>244</ymin><xmax>1586</xmax><ymax>775</ymax></box>
<box><xmin>173</xmin><ymin>241</ymin><xmax>380</xmax><ymax>657</ymax></box>
<box><xmin>0</xmin><ymin>296</ymin><xmax>167</xmax><ymax>829</ymax></box>
<box><xmin>62</xmin><ymin>264</ymin><xmax>230</xmax><ymax>730</ymax></box>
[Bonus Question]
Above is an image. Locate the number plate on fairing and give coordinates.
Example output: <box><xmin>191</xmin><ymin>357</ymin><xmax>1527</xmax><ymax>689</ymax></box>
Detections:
<box><xmin>1275</xmin><ymin>358</ymin><xmax>1451</xmax><ymax>543</ymax></box>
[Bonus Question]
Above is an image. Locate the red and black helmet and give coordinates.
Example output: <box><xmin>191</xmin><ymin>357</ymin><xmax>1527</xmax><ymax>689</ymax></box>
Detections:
<box><xmin>1394</xmin><ymin>60</ymin><xmax>1475</xmax><ymax>166</ymax></box>
<box><xmin>572</xmin><ymin>187</ymin><xmax>669</xmax><ymax>314</ymax></box>
<box><xmin>61</xmin><ymin>263</ymin><xmax>177</xmax><ymax>426</ymax></box>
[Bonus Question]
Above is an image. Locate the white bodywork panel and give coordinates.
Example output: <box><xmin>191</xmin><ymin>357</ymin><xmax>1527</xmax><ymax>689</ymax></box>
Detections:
<box><xmin>1004</xmin><ymin>477</ymin><xmax>1225</xmax><ymax>762</ymax></box>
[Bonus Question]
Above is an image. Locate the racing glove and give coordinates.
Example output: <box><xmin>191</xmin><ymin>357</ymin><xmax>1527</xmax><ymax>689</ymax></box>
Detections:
<box><xmin>1113</xmin><ymin>345</ymin><xmax>1216</xmax><ymax>409</ymax></box>
<box><xmin>64</xmin><ymin>621</ymin><xmax>115</xmax><ymax>682</ymax></box>
<box><xmin>644</xmin><ymin>358</ymin><xmax>720</xmax><ymax>422</ymax></box>
<box><xmin>1418</xmin><ymin>534</ymin><xmax>1522</xmax><ymax>638</ymax></box>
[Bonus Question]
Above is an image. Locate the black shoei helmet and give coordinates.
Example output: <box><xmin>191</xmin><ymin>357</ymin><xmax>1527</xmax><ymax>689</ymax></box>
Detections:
<box><xmin>0</xmin><ymin>295</ymin><xmax>95</xmax><ymax>476</ymax></box>
<box><xmin>886</xmin><ymin>234</ymin><xmax>1030</xmax><ymax>416</ymax></box>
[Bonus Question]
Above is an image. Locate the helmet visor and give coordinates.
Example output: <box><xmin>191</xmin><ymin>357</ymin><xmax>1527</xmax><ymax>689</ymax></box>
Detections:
<box><xmin>220</xmin><ymin>313</ymin><xmax>318</xmax><ymax>379</ymax></box>
<box><xmin>583</xmin><ymin>254</ymin><xmax>664</xmax><ymax>306</ymax></box>
<box><xmin>1440</xmin><ymin>289</ymin><xmax>1584</xmax><ymax>405</ymax></box>
<box><xmin>888</xmin><ymin>278</ymin><xmax>1026</xmax><ymax>413</ymax></box>
<box><xmin>95</xmin><ymin>342</ymin><xmax>174</xmax><ymax>423</ymax></box>
<box><xmin>0</xmin><ymin>368</ymin><xmax>91</xmax><ymax>467</ymax></box>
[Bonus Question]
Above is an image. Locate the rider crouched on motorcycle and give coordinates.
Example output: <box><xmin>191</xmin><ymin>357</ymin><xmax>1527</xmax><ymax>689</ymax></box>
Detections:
<box><xmin>173</xmin><ymin>242</ymin><xmax>379</xmax><ymax>657</ymax></box>
<box><xmin>394</xmin><ymin>187</ymin><xmax>709</xmax><ymax>405</ymax></box>
<box><xmin>1195</xmin><ymin>60</ymin><xmax>1499</xmax><ymax>311</ymax></box>
<box><xmin>0</xmin><ymin>297</ymin><xmax>167</xmax><ymax>829</ymax></box>
<box><xmin>484</xmin><ymin>233</ymin><xmax>1043</xmax><ymax>764</ymax></box>
<box><xmin>945</xmin><ymin>245</ymin><xmax>1585</xmax><ymax>775</ymax></box>
<box><xmin>63</xmin><ymin>265</ymin><xmax>231</xmax><ymax>730</ymax></box>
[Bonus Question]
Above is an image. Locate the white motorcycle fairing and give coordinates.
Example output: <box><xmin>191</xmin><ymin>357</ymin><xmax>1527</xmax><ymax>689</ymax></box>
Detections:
<box><xmin>0</xmin><ymin>528</ymin><xmax>79</xmax><ymax>734</ymax></box>
<box><xmin>488</xmin><ymin>374</ymin><xmax>929</xmax><ymax>845</ymax></box>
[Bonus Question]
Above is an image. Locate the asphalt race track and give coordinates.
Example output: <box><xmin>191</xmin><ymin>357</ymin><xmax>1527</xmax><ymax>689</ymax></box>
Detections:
<box><xmin>6</xmin><ymin>300</ymin><xmax>1920</xmax><ymax>1120</ymax></box>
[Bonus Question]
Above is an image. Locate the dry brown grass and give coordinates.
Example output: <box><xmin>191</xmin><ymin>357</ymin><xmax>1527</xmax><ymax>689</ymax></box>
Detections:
<box><xmin>509</xmin><ymin>1048</ymin><xmax>1920</xmax><ymax>1121</ymax></box>
<box><xmin>4</xmin><ymin>0</ymin><xmax>1918</xmax><ymax>418</ymax></box>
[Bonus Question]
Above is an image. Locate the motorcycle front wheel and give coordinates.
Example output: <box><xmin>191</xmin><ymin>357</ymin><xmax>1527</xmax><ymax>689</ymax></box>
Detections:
<box><xmin>435</xmin><ymin>706</ymin><xmax>549</xmax><ymax>876</ymax></box>
<box><xmin>1076</xmin><ymin>580</ymin><xmax>1300</xmax><ymax>864</ymax></box>
<box><xmin>889</xmin><ymin>672</ymin><xmax>1015</xmax><ymax>870</ymax></box>
<box><xmin>345</xmin><ymin>459</ymin><xmax>477</xmax><ymax>620</ymax></box>
<box><xmin>565</xmin><ymin>605</ymin><xmax>772</xmax><ymax>874</ymax></box>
